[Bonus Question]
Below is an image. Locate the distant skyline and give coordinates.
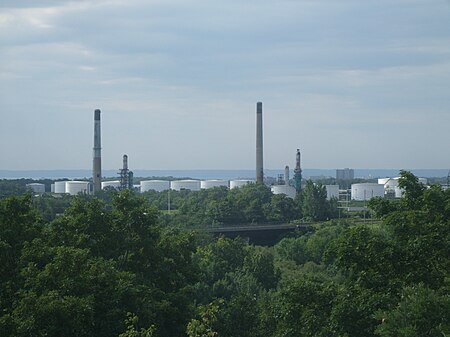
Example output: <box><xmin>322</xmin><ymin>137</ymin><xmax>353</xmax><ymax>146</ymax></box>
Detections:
<box><xmin>1</xmin><ymin>0</ymin><xmax>450</xmax><ymax>170</ymax></box>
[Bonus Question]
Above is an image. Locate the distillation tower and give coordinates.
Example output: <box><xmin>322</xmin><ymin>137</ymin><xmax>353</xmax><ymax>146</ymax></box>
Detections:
<box><xmin>293</xmin><ymin>149</ymin><xmax>302</xmax><ymax>194</ymax></box>
<box><xmin>119</xmin><ymin>154</ymin><xmax>134</xmax><ymax>190</ymax></box>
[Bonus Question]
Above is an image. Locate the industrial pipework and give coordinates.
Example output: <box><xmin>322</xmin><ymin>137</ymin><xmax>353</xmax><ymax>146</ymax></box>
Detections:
<box><xmin>119</xmin><ymin>154</ymin><xmax>133</xmax><ymax>190</ymax></box>
<box><xmin>256</xmin><ymin>102</ymin><xmax>264</xmax><ymax>183</ymax></box>
<box><xmin>293</xmin><ymin>149</ymin><xmax>302</xmax><ymax>194</ymax></box>
<box><xmin>92</xmin><ymin>109</ymin><xmax>102</xmax><ymax>193</ymax></box>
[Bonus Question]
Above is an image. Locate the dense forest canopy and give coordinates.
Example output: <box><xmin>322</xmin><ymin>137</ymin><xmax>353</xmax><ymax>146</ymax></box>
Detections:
<box><xmin>0</xmin><ymin>171</ymin><xmax>449</xmax><ymax>336</ymax></box>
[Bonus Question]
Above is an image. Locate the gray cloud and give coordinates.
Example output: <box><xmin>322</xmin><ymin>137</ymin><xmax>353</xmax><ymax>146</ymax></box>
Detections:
<box><xmin>1</xmin><ymin>0</ymin><xmax>450</xmax><ymax>170</ymax></box>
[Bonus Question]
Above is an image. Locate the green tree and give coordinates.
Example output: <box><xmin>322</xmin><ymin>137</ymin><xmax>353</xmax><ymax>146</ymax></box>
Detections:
<box><xmin>119</xmin><ymin>313</ymin><xmax>156</xmax><ymax>337</ymax></box>
<box><xmin>263</xmin><ymin>194</ymin><xmax>296</xmax><ymax>223</ymax></box>
<box><xmin>398</xmin><ymin>169</ymin><xmax>425</xmax><ymax>210</ymax></box>
<box><xmin>375</xmin><ymin>285</ymin><xmax>450</xmax><ymax>337</ymax></box>
<box><xmin>0</xmin><ymin>193</ymin><xmax>42</xmax><ymax>326</ymax></box>
<box><xmin>274</xmin><ymin>277</ymin><xmax>335</xmax><ymax>337</ymax></box>
<box><xmin>301</xmin><ymin>181</ymin><xmax>329</xmax><ymax>221</ymax></box>
<box><xmin>243</xmin><ymin>246</ymin><xmax>279</xmax><ymax>290</ymax></box>
<box><xmin>368</xmin><ymin>197</ymin><xmax>399</xmax><ymax>219</ymax></box>
<box><xmin>187</xmin><ymin>300</ymin><xmax>223</xmax><ymax>337</ymax></box>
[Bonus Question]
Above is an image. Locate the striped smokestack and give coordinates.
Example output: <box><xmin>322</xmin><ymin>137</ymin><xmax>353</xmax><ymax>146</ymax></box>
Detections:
<box><xmin>256</xmin><ymin>102</ymin><xmax>263</xmax><ymax>183</ymax></box>
<box><xmin>93</xmin><ymin>109</ymin><xmax>102</xmax><ymax>193</ymax></box>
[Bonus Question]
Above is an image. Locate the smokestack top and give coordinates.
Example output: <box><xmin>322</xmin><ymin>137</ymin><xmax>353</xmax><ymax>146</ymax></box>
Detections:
<box><xmin>94</xmin><ymin>109</ymin><xmax>101</xmax><ymax>120</ymax></box>
<box><xmin>256</xmin><ymin>102</ymin><xmax>262</xmax><ymax>113</ymax></box>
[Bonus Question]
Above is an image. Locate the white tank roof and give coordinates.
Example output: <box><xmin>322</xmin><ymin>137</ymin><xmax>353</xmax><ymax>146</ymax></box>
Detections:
<box><xmin>101</xmin><ymin>181</ymin><xmax>121</xmax><ymax>189</ymax></box>
<box><xmin>229</xmin><ymin>179</ymin><xmax>255</xmax><ymax>189</ymax></box>
<box><xmin>271</xmin><ymin>185</ymin><xmax>296</xmax><ymax>199</ymax></box>
<box><xmin>170</xmin><ymin>180</ymin><xmax>201</xmax><ymax>191</ymax></box>
<box><xmin>325</xmin><ymin>185</ymin><xmax>339</xmax><ymax>200</ymax></box>
<box><xmin>65</xmin><ymin>181</ymin><xmax>90</xmax><ymax>195</ymax></box>
<box><xmin>26</xmin><ymin>183</ymin><xmax>45</xmax><ymax>193</ymax></box>
<box><xmin>351</xmin><ymin>183</ymin><xmax>384</xmax><ymax>201</ymax></box>
<box><xmin>141</xmin><ymin>180</ymin><xmax>170</xmax><ymax>192</ymax></box>
<box><xmin>54</xmin><ymin>181</ymin><xmax>67</xmax><ymax>194</ymax></box>
<box><xmin>201</xmin><ymin>180</ymin><xmax>229</xmax><ymax>189</ymax></box>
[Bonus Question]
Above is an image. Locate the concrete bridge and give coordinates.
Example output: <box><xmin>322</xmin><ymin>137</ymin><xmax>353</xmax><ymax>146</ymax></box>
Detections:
<box><xmin>198</xmin><ymin>223</ymin><xmax>314</xmax><ymax>246</ymax></box>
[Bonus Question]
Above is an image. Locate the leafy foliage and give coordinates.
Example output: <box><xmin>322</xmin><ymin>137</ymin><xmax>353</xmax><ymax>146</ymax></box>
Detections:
<box><xmin>1</xmin><ymin>171</ymin><xmax>449</xmax><ymax>336</ymax></box>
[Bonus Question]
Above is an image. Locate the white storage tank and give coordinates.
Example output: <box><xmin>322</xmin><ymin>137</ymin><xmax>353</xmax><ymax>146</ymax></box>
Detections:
<box><xmin>271</xmin><ymin>185</ymin><xmax>296</xmax><ymax>199</ymax></box>
<box><xmin>394</xmin><ymin>186</ymin><xmax>403</xmax><ymax>198</ymax></box>
<box><xmin>230</xmin><ymin>179</ymin><xmax>255</xmax><ymax>189</ymax></box>
<box><xmin>351</xmin><ymin>183</ymin><xmax>384</xmax><ymax>201</ymax></box>
<box><xmin>170</xmin><ymin>180</ymin><xmax>201</xmax><ymax>191</ymax></box>
<box><xmin>65</xmin><ymin>181</ymin><xmax>91</xmax><ymax>195</ymax></box>
<box><xmin>201</xmin><ymin>180</ymin><xmax>229</xmax><ymax>189</ymax></box>
<box><xmin>141</xmin><ymin>180</ymin><xmax>170</xmax><ymax>192</ymax></box>
<box><xmin>26</xmin><ymin>183</ymin><xmax>45</xmax><ymax>194</ymax></box>
<box><xmin>102</xmin><ymin>180</ymin><xmax>121</xmax><ymax>190</ymax></box>
<box><xmin>379</xmin><ymin>177</ymin><xmax>428</xmax><ymax>198</ymax></box>
<box><xmin>325</xmin><ymin>185</ymin><xmax>339</xmax><ymax>200</ymax></box>
<box><xmin>418</xmin><ymin>177</ymin><xmax>428</xmax><ymax>185</ymax></box>
<box><xmin>54</xmin><ymin>181</ymin><xmax>67</xmax><ymax>194</ymax></box>
<box><xmin>378</xmin><ymin>178</ymin><xmax>391</xmax><ymax>186</ymax></box>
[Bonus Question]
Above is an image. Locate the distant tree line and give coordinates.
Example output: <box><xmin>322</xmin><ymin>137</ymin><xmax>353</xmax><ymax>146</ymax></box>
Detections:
<box><xmin>144</xmin><ymin>182</ymin><xmax>338</xmax><ymax>226</ymax></box>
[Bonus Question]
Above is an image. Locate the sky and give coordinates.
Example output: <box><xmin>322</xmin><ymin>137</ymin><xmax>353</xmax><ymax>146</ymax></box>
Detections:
<box><xmin>1</xmin><ymin>0</ymin><xmax>450</xmax><ymax>171</ymax></box>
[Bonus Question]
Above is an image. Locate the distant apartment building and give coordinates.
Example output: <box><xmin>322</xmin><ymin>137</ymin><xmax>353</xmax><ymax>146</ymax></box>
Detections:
<box><xmin>336</xmin><ymin>168</ymin><xmax>354</xmax><ymax>180</ymax></box>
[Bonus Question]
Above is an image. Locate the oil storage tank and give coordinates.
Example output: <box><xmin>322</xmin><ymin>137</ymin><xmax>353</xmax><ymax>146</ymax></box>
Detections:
<box><xmin>325</xmin><ymin>185</ymin><xmax>339</xmax><ymax>200</ymax></box>
<box><xmin>65</xmin><ymin>181</ymin><xmax>90</xmax><ymax>195</ymax></box>
<box><xmin>271</xmin><ymin>185</ymin><xmax>296</xmax><ymax>199</ymax></box>
<box><xmin>141</xmin><ymin>180</ymin><xmax>170</xmax><ymax>192</ymax></box>
<box><xmin>170</xmin><ymin>180</ymin><xmax>201</xmax><ymax>191</ymax></box>
<box><xmin>351</xmin><ymin>183</ymin><xmax>384</xmax><ymax>201</ymax></box>
<box><xmin>102</xmin><ymin>180</ymin><xmax>121</xmax><ymax>189</ymax></box>
<box><xmin>201</xmin><ymin>180</ymin><xmax>229</xmax><ymax>189</ymax></box>
<box><xmin>54</xmin><ymin>181</ymin><xmax>67</xmax><ymax>194</ymax></box>
<box><xmin>230</xmin><ymin>179</ymin><xmax>255</xmax><ymax>189</ymax></box>
<box><xmin>26</xmin><ymin>183</ymin><xmax>45</xmax><ymax>194</ymax></box>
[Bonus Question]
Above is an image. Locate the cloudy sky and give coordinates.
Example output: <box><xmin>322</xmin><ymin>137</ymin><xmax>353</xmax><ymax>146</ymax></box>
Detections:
<box><xmin>1</xmin><ymin>0</ymin><xmax>450</xmax><ymax>170</ymax></box>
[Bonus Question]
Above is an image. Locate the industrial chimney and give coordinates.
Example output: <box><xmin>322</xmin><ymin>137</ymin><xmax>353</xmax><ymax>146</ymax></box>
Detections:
<box><xmin>256</xmin><ymin>102</ymin><xmax>264</xmax><ymax>183</ymax></box>
<box><xmin>92</xmin><ymin>109</ymin><xmax>102</xmax><ymax>193</ymax></box>
<box><xmin>285</xmin><ymin>166</ymin><xmax>290</xmax><ymax>186</ymax></box>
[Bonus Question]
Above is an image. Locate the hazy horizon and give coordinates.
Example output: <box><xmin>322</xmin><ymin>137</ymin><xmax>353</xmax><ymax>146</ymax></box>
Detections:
<box><xmin>1</xmin><ymin>168</ymin><xmax>448</xmax><ymax>180</ymax></box>
<box><xmin>1</xmin><ymin>1</ymin><xmax>450</xmax><ymax>170</ymax></box>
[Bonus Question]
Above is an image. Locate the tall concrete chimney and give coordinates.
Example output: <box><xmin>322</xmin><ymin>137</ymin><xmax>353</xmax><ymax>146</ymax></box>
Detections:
<box><xmin>294</xmin><ymin>148</ymin><xmax>302</xmax><ymax>194</ymax></box>
<box><xmin>93</xmin><ymin>109</ymin><xmax>102</xmax><ymax>193</ymax></box>
<box><xmin>285</xmin><ymin>166</ymin><xmax>290</xmax><ymax>186</ymax></box>
<box><xmin>256</xmin><ymin>102</ymin><xmax>264</xmax><ymax>183</ymax></box>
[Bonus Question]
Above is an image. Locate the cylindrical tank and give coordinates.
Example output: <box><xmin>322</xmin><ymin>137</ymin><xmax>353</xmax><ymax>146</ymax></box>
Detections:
<box><xmin>26</xmin><ymin>183</ymin><xmax>45</xmax><ymax>194</ymax></box>
<box><xmin>351</xmin><ymin>183</ymin><xmax>384</xmax><ymax>201</ymax></box>
<box><xmin>325</xmin><ymin>185</ymin><xmax>339</xmax><ymax>200</ymax></box>
<box><xmin>101</xmin><ymin>180</ymin><xmax>121</xmax><ymax>189</ymax></box>
<box><xmin>170</xmin><ymin>180</ymin><xmax>201</xmax><ymax>191</ymax></box>
<box><xmin>230</xmin><ymin>179</ymin><xmax>255</xmax><ymax>189</ymax></box>
<box><xmin>54</xmin><ymin>181</ymin><xmax>67</xmax><ymax>194</ymax></box>
<box><xmin>201</xmin><ymin>180</ymin><xmax>229</xmax><ymax>189</ymax></box>
<box><xmin>141</xmin><ymin>180</ymin><xmax>170</xmax><ymax>192</ymax></box>
<box><xmin>378</xmin><ymin>178</ymin><xmax>391</xmax><ymax>185</ymax></box>
<box><xmin>385</xmin><ymin>178</ymin><xmax>399</xmax><ymax>189</ymax></box>
<box><xmin>271</xmin><ymin>185</ymin><xmax>296</xmax><ymax>199</ymax></box>
<box><xmin>418</xmin><ymin>177</ymin><xmax>428</xmax><ymax>185</ymax></box>
<box><xmin>51</xmin><ymin>184</ymin><xmax>55</xmax><ymax>193</ymax></box>
<box><xmin>394</xmin><ymin>186</ymin><xmax>403</xmax><ymax>198</ymax></box>
<box><xmin>65</xmin><ymin>181</ymin><xmax>91</xmax><ymax>195</ymax></box>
